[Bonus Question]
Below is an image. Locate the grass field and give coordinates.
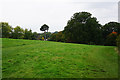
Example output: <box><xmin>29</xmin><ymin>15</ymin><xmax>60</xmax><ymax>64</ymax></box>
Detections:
<box><xmin>2</xmin><ymin>38</ymin><xmax>118</xmax><ymax>78</ymax></box>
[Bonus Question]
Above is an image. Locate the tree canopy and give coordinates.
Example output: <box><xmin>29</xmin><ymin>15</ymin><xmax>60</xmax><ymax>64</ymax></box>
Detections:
<box><xmin>102</xmin><ymin>22</ymin><xmax>120</xmax><ymax>38</ymax></box>
<box><xmin>24</xmin><ymin>29</ymin><xmax>33</xmax><ymax>40</ymax></box>
<box><xmin>40</xmin><ymin>24</ymin><xmax>49</xmax><ymax>31</ymax></box>
<box><xmin>12</xmin><ymin>26</ymin><xmax>24</xmax><ymax>39</ymax></box>
<box><xmin>0</xmin><ymin>22</ymin><xmax>12</xmax><ymax>38</ymax></box>
<box><xmin>64</xmin><ymin>12</ymin><xmax>102</xmax><ymax>44</ymax></box>
<box><xmin>40</xmin><ymin>24</ymin><xmax>49</xmax><ymax>40</ymax></box>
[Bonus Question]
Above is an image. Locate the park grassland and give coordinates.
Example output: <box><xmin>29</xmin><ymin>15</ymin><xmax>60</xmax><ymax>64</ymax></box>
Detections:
<box><xmin>2</xmin><ymin>38</ymin><xmax>118</xmax><ymax>78</ymax></box>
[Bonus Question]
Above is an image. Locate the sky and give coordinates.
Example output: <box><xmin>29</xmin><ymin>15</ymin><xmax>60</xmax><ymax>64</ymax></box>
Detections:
<box><xmin>0</xmin><ymin>0</ymin><xmax>120</xmax><ymax>33</ymax></box>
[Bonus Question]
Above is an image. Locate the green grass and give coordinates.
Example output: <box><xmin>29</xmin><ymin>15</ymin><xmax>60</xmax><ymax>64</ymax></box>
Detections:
<box><xmin>2</xmin><ymin>38</ymin><xmax>118</xmax><ymax>78</ymax></box>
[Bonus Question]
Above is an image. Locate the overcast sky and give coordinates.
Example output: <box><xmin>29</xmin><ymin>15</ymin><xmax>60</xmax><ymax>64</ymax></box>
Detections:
<box><xmin>0</xmin><ymin>0</ymin><xmax>120</xmax><ymax>33</ymax></box>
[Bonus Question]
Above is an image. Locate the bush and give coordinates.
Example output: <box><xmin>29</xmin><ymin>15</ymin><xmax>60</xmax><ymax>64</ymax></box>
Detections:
<box><xmin>105</xmin><ymin>32</ymin><xmax>117</xmax><ymax>46</ymax></box>
<box><xmin>116</xmin><ymin>35</ymin><xmax>120</xmax><ymax>53</ymax></box>
<box><xmin>50</xmin><ymin>31</ymin><xmax>65</xmax><ymax>42</ymax></box>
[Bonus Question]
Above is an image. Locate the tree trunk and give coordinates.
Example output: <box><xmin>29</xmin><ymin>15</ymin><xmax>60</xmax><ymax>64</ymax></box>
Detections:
<box><xmin>44</xmin><ymin>31</ymin><xmax>46</xmax><ymax>41</ymax></box>
<box><xmin>46</xmin><ymin>30</ymin><xmax>48</xmax><ymax>40</ymax></box>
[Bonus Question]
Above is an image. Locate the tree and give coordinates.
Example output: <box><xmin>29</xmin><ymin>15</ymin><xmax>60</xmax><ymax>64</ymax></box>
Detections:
<box><xmin>40</xmin><ymin>24</ymin><xmax>49</xmax><ymax>40</ymax></box>
<box><xmin>101</xmin><ymin>22</ymin><xmax>120</xmax><ymax>45</ymax></box>
<box><xmin>0</xmin><ymin>22</ymin><xmax>12</xmax><ymax>38</ymax></box>
<box><xmin>64</xmin><ymin>12</ymin><xmax>102</xmax><ymax>44</ymax></box>
<box><xmin>105</xmin><ymin>32</ymin><xmax>117</xmax><ymax>46</ymax></box>
<box><xmin>46</xmin><ymin>32</ymin><xmax>52</xmax><ymax>40</ymax></box>
<box><xmin>12</xmin><ymin>26</ymin><xmax>24</xmax><ymax>39</ymax></box>
<box><xmin>50</xmin><ymin>31</ymin><xmax>65</xmax><ymax>42</ymax></box>
<box><xmin>50</xmin><ymin>33</ymin><xmax>57</xmax><ymax>41</ymax></box>
<box><xmin>32</xmin><ymin>32</ymin><xmax>38</xmax><ymax>40</ymax></box>
<box><xmin>85</xmin><ymin>17</ymin><xmax>103</xmax><ymax>45</ymax></box>
<box><xmin>102</xmin><ymin>22</ymin><xmax>120</xmax><ymax>38</ymax></box>
<box><xmin>24</xmin><ymin>29</ymin><xmax>33</xmax><ymax>40</ymax></box>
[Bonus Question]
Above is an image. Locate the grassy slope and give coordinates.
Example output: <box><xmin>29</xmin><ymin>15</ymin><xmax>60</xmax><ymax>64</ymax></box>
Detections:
<box><xmin>2</xmin><ymin>38</ymin><xmax>118</xmax><ymax>78</ymax></box>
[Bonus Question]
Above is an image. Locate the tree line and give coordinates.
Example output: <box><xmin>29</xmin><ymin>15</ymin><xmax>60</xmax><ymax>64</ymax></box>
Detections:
<box><xmin>0</xmin><ymin>22</ymin><xmax>52</xmax><ymax>41</ymax></box>
<box><xmin>0</xmin><ymin>22</ymin><xmax>38</xmax><ymax>40</ymax></box>
<box><xmin>50</xmin><ymin>12</ymin><xmax>120</xmax><ymax>46</ymax></box>
<box><xmin>0</xmin><ymin>11</ymin><xmax>120</xmax><ymax>51</ymax></box>
<box><xmin>49</xmin><ymin>12</ymin><xmax>120</xmax><ymax>53</ymax></box>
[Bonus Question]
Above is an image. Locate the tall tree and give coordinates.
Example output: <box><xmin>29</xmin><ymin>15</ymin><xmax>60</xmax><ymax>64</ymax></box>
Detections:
<box><xmin>85</xmin><ymin>17</ymin><xmax>102</xmax><ymax>44</ymax></box>
<box><xmin>102</xmin><ymin>22</ymin><xmax>120</xmax><ymax>45</ymax></box>
<box><xmin>64</xmin><ymin>12</ymin><xmax>102</xmax><ymax>44</ymax></box>
<box><xmin>12</xmin><ymin>26</ymin><xmax>24</xmax><ymax>39</ymax></box>
<box><xmin>40</xmin><ymin>24</ymin><xmax>49</xmax><ymax>40</ymax></box>
<box><xmin>104</xmin><ymin>32</ymin><xmax>117</xmax><ymax>46</ymax></box>
<box><xmin>0</xmin><ymin>22</ymin><xmax>12</xmax><ymax>38</ymax></box>
<box><xmin>32</xmin><ymin>32</ymin><xmax>38</xmax><ymax>40</ymax></box>
<box><xmin>102</xmin><ymin>22</ymin><xmax>120</xmax><ymax>38</ymax></box>
<box><xmin>24</xmin><ymin>29</ymin><xmax>33</xmax><ymax>40</ymax></box>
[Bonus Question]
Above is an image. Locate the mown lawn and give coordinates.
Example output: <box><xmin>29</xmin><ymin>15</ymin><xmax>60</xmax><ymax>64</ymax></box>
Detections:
<box><xmin>2</xmin><ymin>38</ymin><xmax>118</xmax><ymax>78</ymax></box>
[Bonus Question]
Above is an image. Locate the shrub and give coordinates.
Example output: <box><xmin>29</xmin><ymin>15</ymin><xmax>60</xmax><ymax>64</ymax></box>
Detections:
<box><xmin>50</xmin><ymin>31</ymin><xmax>65</xmax><ymax>42</ymax></box>
<box><xmin>105</xmin><ymin>32</ymin><xmax>117</xmax><ymax>46</ymax></box>
<box><xmin>116</xmin><ymin>35</ymin><xmax>120</xmax><ymax>53</ymax></box>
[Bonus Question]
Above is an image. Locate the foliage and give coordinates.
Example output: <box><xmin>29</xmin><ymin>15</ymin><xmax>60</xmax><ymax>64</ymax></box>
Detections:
<box><xmin>32</xmin><ymin>32</ymin><xmax>38</xmax><ymax>40</ymax></box>
<box><xmin>104</xmin><ymin>32</ymin><xmax>117</xmax><ymax>46</ymax></box>
<box><xmin>102</xmin><ymin>22</ymin><xmax>120</xmax><ymax>44</ymax></box>
<box><xmin>64</xmin><ymin>12</ymin><xmax>102</xmax><ymax>45</ymax></box>
<box><xmin>1</xmin><ymin>13</ymin><xmax>120</xmax><ymax>46</ymax></box>
<box><xmin>85</xmin><ymin>17</ymin><xmax>103</xmax><ymax>45</ymax></box>
<box><xmin>49</xmin><ymin>33</ymin><xmax>57</xmax><ymax>41</ymax></box>
<box><xmin>0</xmin><ymin>22</ymin><xmax>12</xmax><ymax>38</ymax></box>
<box><xmin>24</xmin><ymin>29</ymin><xmax>33</xmax><ymax>40</ymax></box>
<box><xmin>102</xmin><ymin>22</ymin><xmax>120</xmax><ymax>36</ymax></box>
<box><xmin>40</xmin><ymin>24</ymin><xmax>49</xmax><ymax>40</ymax></box>
<box><xmin>102</xmin><ymin>22</ymin><xmax>120</xmax><ymax>46</ymax></box>
<box><xmin>12</xmin><ymin>26</ymin><xmax>24</xmax><ymax>39</ymax></box>
<box><xmin>50</xmin><ymin>31</ymin><xmax>65</xmax><ymax>42</ymax></box>
<box><xmin>40</xmin><ymin>24</ymin><xmax>49</xmax><ymax>31</ymax></box>
<box><xmin>38</xmin><ymin>32</ymin><xmax>51</xmax><ymax>40</ymax></box>
<box><xmin>0</xmin><ymin>22</ymin><xmax>39</xmax><ymax>40</ymax></box>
